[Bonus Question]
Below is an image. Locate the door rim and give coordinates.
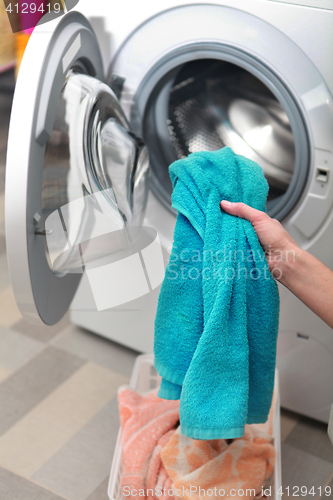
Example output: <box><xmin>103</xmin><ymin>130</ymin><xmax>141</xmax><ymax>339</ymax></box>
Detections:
<box><xmin>5</xmin><ymin>12</ymin><xmax>104</xmax><ymax>325</ymax></box>
<box><xmin>136</xmin><ymin>43</ymin><xmax>310</xmax><ymax>222</ymax></box>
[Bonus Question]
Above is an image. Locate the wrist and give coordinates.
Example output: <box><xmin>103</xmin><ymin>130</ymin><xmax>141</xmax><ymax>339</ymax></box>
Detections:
<box><xmin>277</xmin><ymin>243</ymin><xmax>304</xmax><ymax>287</ymax></box>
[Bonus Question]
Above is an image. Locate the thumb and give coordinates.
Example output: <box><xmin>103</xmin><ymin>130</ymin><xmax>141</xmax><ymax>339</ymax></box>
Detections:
<box><xmin>220</xmin><ymin>200</ymin><xmax>266</xmax><ymax>225</ymax></box>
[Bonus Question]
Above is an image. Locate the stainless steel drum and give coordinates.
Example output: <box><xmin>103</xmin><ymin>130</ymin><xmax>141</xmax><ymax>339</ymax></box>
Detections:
<box><xmin>141</xmin><ymin>58</ymin><xmax>308</xmax><ymax>219</ymax></box>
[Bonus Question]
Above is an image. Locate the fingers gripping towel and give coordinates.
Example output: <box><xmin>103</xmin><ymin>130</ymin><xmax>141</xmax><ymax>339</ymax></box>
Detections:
<box><xmin>153</xmin><ymin>147</ymin><xmax>280</xmax><ymax>440</ymax></box>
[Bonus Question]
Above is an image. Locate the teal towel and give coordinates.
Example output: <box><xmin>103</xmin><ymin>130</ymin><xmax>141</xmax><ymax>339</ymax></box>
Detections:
<box><xmin>153</xmin><ymin>147</ymin><xmax>280</xmax><ymax>440</ymax></box>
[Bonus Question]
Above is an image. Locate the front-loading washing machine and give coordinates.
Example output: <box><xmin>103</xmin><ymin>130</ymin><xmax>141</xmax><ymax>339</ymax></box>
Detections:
<box><xmin>5</xmin><ymin>0</ymin><xmax>333</xmax><ymax>424</ymax></box>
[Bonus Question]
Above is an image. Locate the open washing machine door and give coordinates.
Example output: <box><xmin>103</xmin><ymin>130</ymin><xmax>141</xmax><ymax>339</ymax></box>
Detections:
<box><xmin>5</xmin><ymin>12</ymin><xmax>150</xmax><ymax>326</ymax></box>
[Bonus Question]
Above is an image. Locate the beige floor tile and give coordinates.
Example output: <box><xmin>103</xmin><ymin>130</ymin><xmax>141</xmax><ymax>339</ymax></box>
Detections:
<box><xmin>0</xmin><ymin>467</ymin><xmax>67</xmax><ymax>500</ymax></box>
<box><xmin>0</xmin><ymin>346</ymin><xmax>85</xmax><ymax>436</ymax></box>
<box><xmin>280</xmin><ymin>408</ymin><xmax>300</xmax><ymax>441</ymax></box>
<box><xmin>86</xmin><ymin>476</ymin><xmax>109</xmax><ymax>500</ymax></box>
<box><xmin>0</xmin><ymin>365</ymin><xmax>11</xmax><ymax>383</ymax></box>
<box><xmin>52</xmin><ymin>324</ymin><xmax>138</xmax><ymax>377</ymax></box>
<box><xmin>0</xmin><ymin>326</ymin><xmax>43</xmax><ymax>371</ymax></box>
<box><xmin>0</xmin><ymin>362</ymin><xmax>128</xmax><ymax>478</ymax></box>
<box><xmin>33</xmin><ymin>399</ymin><xmax>121</xmax><ymax>500</ymax></box>
<box><xmin>0</xmin><ymin>286</ymin><xmax>23</xmax><ymax>327</ymax></box>
<box><xmin>12</xmin><ymin>311</ymin><xmax>71</xmax><ymax>344</ymax></box>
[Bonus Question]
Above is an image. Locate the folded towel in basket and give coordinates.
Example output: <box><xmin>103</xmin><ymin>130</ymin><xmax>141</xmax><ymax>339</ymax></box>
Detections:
<box><xmin>160</xmin><ymin>390</ymin><xmax>277</xmax><ymax>500</ymax></box>
<box><xmin>118</xmin><ymin>386</ymin><xmax>179</xmax><ymax>500</ymax></box>
<box><xmin>154</xmin><ymin>147</ymin><xmax>280</xmax><ymax>440</ymax></box>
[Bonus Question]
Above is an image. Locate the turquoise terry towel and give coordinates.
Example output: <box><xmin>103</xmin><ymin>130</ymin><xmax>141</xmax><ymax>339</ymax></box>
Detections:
<box><xmin>153</xmin><ymin>147</ymin><xmax>280</xmax><ymax>440</ymax></box>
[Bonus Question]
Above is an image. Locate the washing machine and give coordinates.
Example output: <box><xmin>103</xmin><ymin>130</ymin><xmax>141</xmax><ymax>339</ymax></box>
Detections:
<box><xmin>5</xmin><ymin>0</ymin><xmax>333</xmax><ymax>424</ymax></box>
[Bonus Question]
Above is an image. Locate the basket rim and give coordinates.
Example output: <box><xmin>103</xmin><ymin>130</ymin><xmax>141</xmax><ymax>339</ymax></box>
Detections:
<box><xmin>108</xmin><ymin>353</ymin><xmax>282</xmax><ymax>500</ymax></box>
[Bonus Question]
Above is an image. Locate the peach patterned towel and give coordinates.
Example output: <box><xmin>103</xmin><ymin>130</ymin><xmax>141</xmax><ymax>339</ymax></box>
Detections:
<box><xmin>160</xmin><ymin>392</ymin><xmax>276</xmax><ymax>500</ymax></box>
<box><xmin>118</xmin><ymin>386</ymin><xmax>180</xmax><ymax>500</ymax></box>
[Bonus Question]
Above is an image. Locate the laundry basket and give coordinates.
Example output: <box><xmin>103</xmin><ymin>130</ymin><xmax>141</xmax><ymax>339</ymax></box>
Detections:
<box><xmin>108</xmin><ymin>354</ymin><xmax>282</xmax><ymax>500</ymax></box>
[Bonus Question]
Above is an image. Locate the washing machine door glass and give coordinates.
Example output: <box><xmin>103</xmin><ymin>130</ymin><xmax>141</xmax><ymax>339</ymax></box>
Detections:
<box><xmin>167</xmin><ymin>61</ymin><xmax>294</xmax><ymax>199</ymax></box>
<box><xmin>5</xmin><ymin>12</ymin><xmax>149</xmax><ymax>326</ymax></box>
<box><xmin>143</xmin><ymin>57</ymin><xmax>309</xmax><ymax>220</ymax></box>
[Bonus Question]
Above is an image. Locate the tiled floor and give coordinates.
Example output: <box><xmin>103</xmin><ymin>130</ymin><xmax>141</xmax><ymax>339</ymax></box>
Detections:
<box><xmin>0</xmin><ymin>69</ymin><xmax>332</xmax><ymax>500</ymax></box>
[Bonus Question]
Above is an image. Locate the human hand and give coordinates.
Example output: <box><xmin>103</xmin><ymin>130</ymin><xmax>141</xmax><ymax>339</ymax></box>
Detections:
<box><xmin>220</xmin><ymin>200</ymin><xmax>300</xmax><ymax>278</ymax></box>
<box><xmin>220</xmin><ymin>201</ymin><xmax>333</xmax><ymax>328</ymax></box>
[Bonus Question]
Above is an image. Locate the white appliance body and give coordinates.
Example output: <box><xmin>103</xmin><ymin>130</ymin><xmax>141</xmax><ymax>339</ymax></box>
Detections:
<box><xmin>5</xmin><ymin>0</ymin><xmax>333</xmax><ymax>423</ymax></box>
<box><xmin>71</xmin><ymin>0</ymin><xmax>333</xmax><ymax>423</ymax></box>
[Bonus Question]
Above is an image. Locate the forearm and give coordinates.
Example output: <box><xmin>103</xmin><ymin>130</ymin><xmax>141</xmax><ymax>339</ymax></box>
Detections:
<box><xmin>219</xmin><ymin>200</ymin><xmax>333</xmax><ymax>328</ymax></box>
<box><xmin>279</xmin><ymin>246</ymin><xmax>333</xmax><ymax>329</ymax></box>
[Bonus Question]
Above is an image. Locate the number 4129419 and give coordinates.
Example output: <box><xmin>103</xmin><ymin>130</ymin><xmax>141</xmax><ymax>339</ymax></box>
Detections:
<box><xmin>277</xmin><ymin>486</ymin><xmax>331</xmax><ymax>496</ymax></box>
<box><xmin>6</xmin><ymin>3</ymin><xmax>62</xmax><ymax>14</ymax></box>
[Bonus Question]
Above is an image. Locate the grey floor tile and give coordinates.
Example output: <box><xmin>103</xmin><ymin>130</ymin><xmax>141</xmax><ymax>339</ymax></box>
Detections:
<box><xmin>52</xmin><ymin>325</ymin><xmax>139</xmax><ymax>377</ymax></box>
<box><xmin>86</xmin><ymin>476</ymin><xmax>109</xmax><ymax>500</ymax></box>
<box><xmin>281</xmin><ymin>443</ymin><xmax>333</xmax><ymax>498</ymax></box>
<box><xmin>0</xmin><ymin>121</ymin><xmax>9</xmax><ymax>150</ymax></box>
<box><xmin>0</xmin><ymin>252</ymin><xmax>10</xmax><ymax>291</ymax></box>
<box><xmin>0</xmin><ymin>235</ymin><xmax>6</xmax><ymax>254</ymax></box>
<box><xmin>33</xmin><ymin>397</ymin><xmax>120</xmax><ymax>500</ymax></box>
<box><xmin>280</xmin><ymin>408</ymin><xmax>300</xmax><ymax>441</ymax></box>
<box><xmin>0</xmin><ymin>145</ymin><xmax>7</xmax><ymax>162</ymax></box>
<box><xmin>285</xmin><ymin>416</ymin><xmax>333</xmax><ymax>463</ymax></box>
<box><xmin>0</xmin><ymin>69</ymin><xmax>15</xmax><ymax>93</ymax></box>
<box><xmin>0</xmin><ymin>129</ymin><xmax>8</xmax><ymax>151</ymax></box>
<box><xmin>0</xmin><ymin>467</ymin><xmax>67</xmax><ymax>500</ymax></box>
<box><xmin>0</xmin><ymin>325</ymin><xmax>43</xmax><ymax>370</ymax></box>
<box><xmin>0</xmin><ymin>116</ymin><xmax>10</xmax><ymax>129</ymax></box>
<box><xmin>0</xmin><ymin>346</ymin><xmax>85</xmax><ymax>436</ymax></box>
<box><xmin>0</xmin><ymin>163</ymin><xmax>5</xmax><ymax>192</ymax></box>
<box><xmin>12</xmin><ymin>312</ymin><xmax>71</xmax><ymax>343</ymax></box>
<box><xmin>0</xmin><ymin>192</ymin><xmax>4</xmax><ymax>223</ymax></box>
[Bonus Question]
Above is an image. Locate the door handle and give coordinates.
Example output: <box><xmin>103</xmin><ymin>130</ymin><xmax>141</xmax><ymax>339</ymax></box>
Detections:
<box><xmin>35</xmin><ymin>228</ymin><xmax>53</xmax><ymax>236</ymax></box>
<box><xmin>33</xmin><ymin>212</ymin><xmax>52</xmax><ymax>236</ymax></box>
